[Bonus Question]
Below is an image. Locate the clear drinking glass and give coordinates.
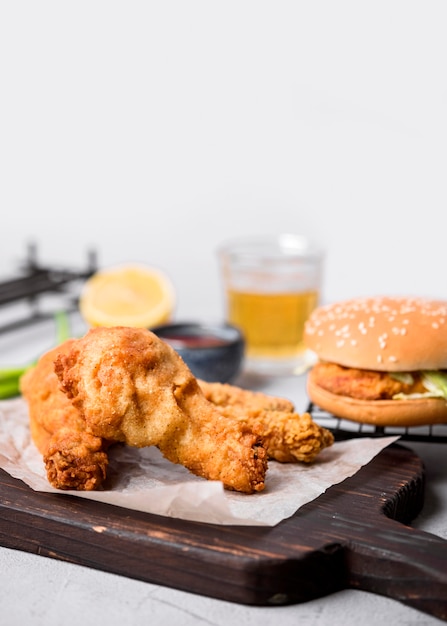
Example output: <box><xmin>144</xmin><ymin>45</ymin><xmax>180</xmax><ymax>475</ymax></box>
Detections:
<box><xmin>218</xmin><ymin>234</ymin><xmax>324</xmax><ymax>375</ymax></box>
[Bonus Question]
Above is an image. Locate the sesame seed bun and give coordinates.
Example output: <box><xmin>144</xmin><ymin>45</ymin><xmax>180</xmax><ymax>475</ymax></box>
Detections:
<box><xmin>304</xmin><ymin>296</ymin><xmax>447</xmax><ymax>372</ymax></box>
<box><xmin>303</xmin><ymin>296</ymin><xmax>447</xmax><ymax>426</ymax></box>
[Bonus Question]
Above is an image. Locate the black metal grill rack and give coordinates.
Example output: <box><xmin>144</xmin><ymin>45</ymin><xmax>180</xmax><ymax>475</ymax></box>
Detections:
<box><xmin>0</xmin><ymin>243</ymin><xmax>97</xmax><ymax>335</ymax></box>
<box><xmin>307</xmin><ymin>401</ymin><xmax>447</xmax><ymax>444</ymax></box>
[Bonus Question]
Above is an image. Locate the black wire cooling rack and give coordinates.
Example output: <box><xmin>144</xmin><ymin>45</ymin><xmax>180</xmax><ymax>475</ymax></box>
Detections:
<box><xmin>307</xmin><ymin>401</ymin><xmax>447</xmax><ymax>444</ymax></box>
<box><xmin>0</xmin><ymin>243</ymin><xmax>97</xmax><ymax>335</ymax></box>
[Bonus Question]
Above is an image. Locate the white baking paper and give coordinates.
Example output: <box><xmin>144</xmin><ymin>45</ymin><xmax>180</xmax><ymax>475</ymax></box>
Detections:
<box><xmin>0</xmin><ymin>398</ymin><xmax>399</xmax><ymax>526</ymax></box>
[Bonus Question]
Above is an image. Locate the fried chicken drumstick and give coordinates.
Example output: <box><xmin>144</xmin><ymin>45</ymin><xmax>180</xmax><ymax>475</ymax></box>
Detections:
<box><xmin>53</xmin><ymin>327</ymin><xmax>267</xmax><ymax>493</ymax></box>
<box><xmin>20</xmin><ymin>341</ymin><xmax>109</xmax><ymax>491</ymax></box>
<box><xmin>198</xmin><ymin>380</ymin><xmax>334</xmax><ymax>463</ymax></box>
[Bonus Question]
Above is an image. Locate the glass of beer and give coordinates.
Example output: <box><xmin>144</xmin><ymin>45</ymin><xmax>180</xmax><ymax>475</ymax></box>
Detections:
<box><xmin>218</xmin><ymin>234</ymin><xmax>324</xmax><ymax>375</ymax></box>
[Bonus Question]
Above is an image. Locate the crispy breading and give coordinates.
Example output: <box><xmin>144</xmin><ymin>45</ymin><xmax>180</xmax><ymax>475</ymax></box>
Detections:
<box><xmin>198</xmin><ymin>380</ymin><xmax>295</xmax><ymax>413</ymax></box>
<box><xmin>20</xmin><ymin>341</ymin><xmax>109</xmax><ymax>491</ymax></box>
<box><xmin>198</xmin><ymin>380</ymin><xmax>334</xmax><ymax>463</ymax></box>
<box><xmin>54</xmin><ymin>327</ymin><xmax>267</xmax><ymax>493</ymax></box>
<box><xmin>310</xmin><ymin>361</ymin><xmax>427</xmax><ymax>400</ymax></box>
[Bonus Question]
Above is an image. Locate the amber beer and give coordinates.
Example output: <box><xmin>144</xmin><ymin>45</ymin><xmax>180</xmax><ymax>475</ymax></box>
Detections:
<box><xmin>227</xmin><ymin>288</ymin><xmax>319</xmax><ymax>359</ymax></box>
<box><xmin>219</xmin><ymin>234</ymin><xmax>323</xmax><ymax>374</ymax></box>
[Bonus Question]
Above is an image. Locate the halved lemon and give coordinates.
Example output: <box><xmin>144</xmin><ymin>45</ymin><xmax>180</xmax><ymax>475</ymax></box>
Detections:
<box><xmin>79</xmin><ymin>264</ymin><xmax>175</xmax><ymax>328</ymax></box>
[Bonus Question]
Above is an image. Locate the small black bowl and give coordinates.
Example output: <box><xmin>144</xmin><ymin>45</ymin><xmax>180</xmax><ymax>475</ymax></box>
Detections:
<box><xmin>151</xmin><ymin>322</ymin><xmax>245</xmax><ymax>383</ymax></box>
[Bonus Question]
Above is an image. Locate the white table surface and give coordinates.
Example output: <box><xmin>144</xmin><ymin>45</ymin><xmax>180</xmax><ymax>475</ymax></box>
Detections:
<box><xmin>0</xmin><ymin>312</ymin><xmax>446</xmax><ymax>626</ymax></box>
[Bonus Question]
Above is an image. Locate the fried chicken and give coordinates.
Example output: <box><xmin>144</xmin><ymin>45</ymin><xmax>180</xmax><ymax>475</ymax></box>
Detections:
<box><xmin>20</xmin><ymin>340</ymin><xmax>109</xmax><ymax>491</ymax></box>
<box><xmin>54</xmin><ymin>327</ymin><xmax>267</xmax><ymax>493</ymax></box>
<box><xmin>198</xmin><ymin>380</ymin><xmax>334</xmax><ymax>463</ymax></box>
<box><xmin>310</xmin><ymin>362</ymin><xmax>427</xmax><ymax>401</ymax></box>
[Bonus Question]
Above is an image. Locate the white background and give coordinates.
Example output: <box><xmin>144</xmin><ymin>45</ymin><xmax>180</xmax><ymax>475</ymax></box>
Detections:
<box><xmin>1</xmin><ymin>1</ymin><xmax>446</xmax><ymax>322</ymax></box>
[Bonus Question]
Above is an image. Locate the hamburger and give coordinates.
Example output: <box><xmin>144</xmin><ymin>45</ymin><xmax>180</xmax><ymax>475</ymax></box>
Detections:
<box><xmin>303</xmin><ymin>296</ymin><xmax>447</xmax><ymax>426</ymax></box>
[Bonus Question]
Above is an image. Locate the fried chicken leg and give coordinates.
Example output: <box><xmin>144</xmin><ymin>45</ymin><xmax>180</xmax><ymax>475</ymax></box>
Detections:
<box><xmin>198</xmin><ymin>380</ymin><xmax>334</xmax><ymax>463</ymax></box>
<box><xmin>20</xmin><ymin>340</ymin><xmax>109</xmax><ymax>490</ymax></box>
<box><xmin>54</xmin><ymin>327</ymin><xmax>267</xmax><ymax>493</ymax></box>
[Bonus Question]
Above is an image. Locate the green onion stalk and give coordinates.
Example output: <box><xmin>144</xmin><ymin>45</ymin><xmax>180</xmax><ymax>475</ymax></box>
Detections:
<box><xmin>0</xmin><ymin>311</ymin><xmax>71</xmax><ymax>400</ymax></box>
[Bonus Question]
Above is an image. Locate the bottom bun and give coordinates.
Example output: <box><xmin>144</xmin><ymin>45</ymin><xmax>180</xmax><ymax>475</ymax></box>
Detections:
<box><xmin>307</xmin><ymin>370</ymin><xmax>447</xmax><ymax>427</ymax></box>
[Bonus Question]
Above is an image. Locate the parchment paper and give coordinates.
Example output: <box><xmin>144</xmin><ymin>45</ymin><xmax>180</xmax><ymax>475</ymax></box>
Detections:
<box><xmin>0</xmin><ymin>398</ymin><xmax>399</xmax><ymax>526</ymax></box>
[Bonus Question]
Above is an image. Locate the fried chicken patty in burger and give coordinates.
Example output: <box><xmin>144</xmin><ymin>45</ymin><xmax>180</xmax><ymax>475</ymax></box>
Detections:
<box><xmin>303</xmin><ymin>296</ymin><xmax>447</xmax><ymax>426</ymax></box>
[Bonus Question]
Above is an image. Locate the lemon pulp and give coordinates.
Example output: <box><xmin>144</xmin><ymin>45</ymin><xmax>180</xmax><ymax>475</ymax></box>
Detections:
<box><xmin>80</xmin><ymin>264</ymin><xmax>175</xmax><ymax>328</ymax></box>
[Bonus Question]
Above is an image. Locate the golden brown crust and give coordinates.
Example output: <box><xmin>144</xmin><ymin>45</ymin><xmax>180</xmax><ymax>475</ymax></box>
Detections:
<box><xmin>198</xmin><ymin>380</ymin><xmax>296</xmax><ymax>413</ymax></box>
<box><xmin>304</xmin><ymin>296</ymin><xmax>447</xmax><ymax>372</ymax></box>
<box><xmin>20</xmin><ymin>341</ymin><xmax>109</xmax><ymax>491</ymax></box>
<box><xmin>198</xmin><ymin>379</ymin><xmax>334</xmax><ymax>463</ymax></box>
<box><xmin>54</xmin><ymin>327</ymin><xmax>268</xmax><ymax>493</ymax></box>
<box><xmin>307</xmin><ymin>370</ymin><xmax>447</xmax><ymax>426</ymax></box>
<box><xmin>310</xmin><ymin>362</ymin><xmax>427</xmax><ymax>401</ymax></box>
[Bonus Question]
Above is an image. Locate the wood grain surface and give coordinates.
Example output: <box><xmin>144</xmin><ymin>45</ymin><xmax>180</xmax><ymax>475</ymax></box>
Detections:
<box><xmin>0</xmin><ymin>444</ymin><xmax>446</xmax><ymax>621</ymax></box>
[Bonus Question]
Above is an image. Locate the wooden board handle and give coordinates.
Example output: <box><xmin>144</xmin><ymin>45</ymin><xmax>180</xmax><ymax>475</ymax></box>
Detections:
<box><xmin>347</xmin><ymin>517</ymin><xmax>447</xmax><ymax>621</ymax></box>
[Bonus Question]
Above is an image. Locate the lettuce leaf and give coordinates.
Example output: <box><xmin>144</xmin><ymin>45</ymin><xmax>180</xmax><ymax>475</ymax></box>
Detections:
<box><xmin>390</xmin><ymin>372</ymin><xmax>414</xmax><ymax>385</ymax></box>
<box><xmin>392</xmin><ymin>370</ymin><xmax>447</xmax><ymax>400</ymax></box>
<box><xmin>421</xmin><ymin>370</ymin><xmax>447</xmax><ymax>399</ymax></box>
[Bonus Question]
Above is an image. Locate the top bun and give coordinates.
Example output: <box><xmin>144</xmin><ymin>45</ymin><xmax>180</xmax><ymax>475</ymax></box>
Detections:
<box><xmin>304</xmin><ymin>296</ymin><xmax>447</xmax><ymax>372</ymax></box>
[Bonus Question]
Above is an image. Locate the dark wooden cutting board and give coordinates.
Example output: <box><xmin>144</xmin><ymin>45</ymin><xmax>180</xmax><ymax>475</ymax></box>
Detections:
<box><xmin>0</xmin><ymin>443</ymin><xmax>446</xmax><ymax>621</ymax></box>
